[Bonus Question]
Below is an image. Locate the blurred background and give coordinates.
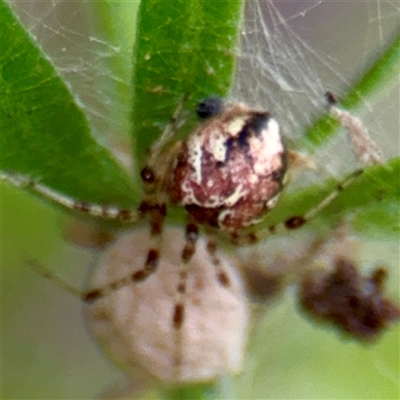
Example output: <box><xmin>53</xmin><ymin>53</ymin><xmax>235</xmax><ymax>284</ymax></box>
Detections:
<box><xmin>2</xmin><ymin>1</ymin><xmax>399</xmax><ymax>399</ymax></box>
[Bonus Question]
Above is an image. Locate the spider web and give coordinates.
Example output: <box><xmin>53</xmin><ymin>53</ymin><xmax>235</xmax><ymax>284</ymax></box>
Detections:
<box><xmin>8</xmin><ymin>0</ymin><xmax>138</xmax><ymax>165</ymax></box>
<box><xmin>9</xmin><ymin>1</ymin><xmax>399</xmax><ymax>167</ymax></box>
<box><xmin>233</xmin><ymin>1</ymin><xmax>399</xmax><ymax>177</ymax></box>
<box><xmin>9</xmin><ymin>0</ymin><xmax>400</xmax><ymax>187</ymax></box>
<box><xmin>4</xmin><ymin>1</ymin><xmax>400</xmax><ymax>399</ymax></box>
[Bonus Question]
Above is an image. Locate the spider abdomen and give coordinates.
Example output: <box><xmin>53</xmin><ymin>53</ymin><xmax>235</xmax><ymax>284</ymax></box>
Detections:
<box><xmin>169</xmin><ymin>103</ymin><xmax>287</xmax><ymax>231</ymax></box>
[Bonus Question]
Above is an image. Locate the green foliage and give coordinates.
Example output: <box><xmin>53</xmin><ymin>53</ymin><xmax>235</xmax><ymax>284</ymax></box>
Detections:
<box><xmin>131</xmin><ymin>0</ymin><xmax>243</xmax><ymax>165</ymax></box>
<box><xmin>1</xmin><ymin>0</ymin><xmax>139</xmax><ymax>207</ymax></box>
<box><xmin>1</xmin><ymin>1</ymin><xmax>399</xmax><ymax>399</ymax></box>
<box><xmin>2</xmin><ymin>0</ymin><xmax>398</xmax><ymax>234</ymax></box>
<box><xmin>162</xmin><ymin>383</ymin><xmax>220</xmax><ymax>400</ymax></box>
<box><xmin>1</xmin><ymin>0</ymin><xmax>243</xmax><ymax>212</ymax></box>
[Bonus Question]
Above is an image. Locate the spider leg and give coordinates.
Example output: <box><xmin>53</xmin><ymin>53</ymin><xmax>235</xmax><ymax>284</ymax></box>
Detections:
<box><xmin>147</xmin><ymin>93</ymin><xmax>189</xmax><ymax>169</ymax></box>
<box><xmin>81</xmin><ymin>201</ymin><xmax>167</xmax><ymax>302</ymax></box>
<box><xmin>205</xmin><ymin>232</ymin><xmax>231</xmax><ymax>288</ymax></box>
<box><xmin>1</xmin><ymin>171</ymin><xmax>139</xmax><ymax>222</ymax></box>
<box><xmin>27</xmin><ymin>259</ymin><xmax>83</xmax><ymax>299</ymax></box>
<box><xmin>27</xmin><ymin>257</ymin><xmax>113</xmax><ymax>308</ymax></box>
<box><xmin>171</xmin><ymin>216</ymin><xmax>199</xmax><ymax>372</ymax></box>
<box><xmin>2</xmin><ymin>95</ymin><xmax>188</xmax><ymax>223</ymax></box>
<box><xmin>24</xmin><ymin>190</ymin><xmax>167</xmax><ymax>303</ymax></box>
<box><xmin>20</xmin><ymin>96</ymin><xmax>189</xmax><ymax>303</ymax></box>
<box><xmin>27</xmin><ymin>200</ymin><xmax>167</xmax><ymax>304</ymax></box>
<box><xmin>38</xmin><ymin>99</ymin><xmax>182</xmax><ymax>300</ymax></box>
<box><xmin>233</xmin><ymin>167</ymin><xmax>364</xmax><ymax>246</ymax></box>
<box><xmin>171</xmin><ymin>223</ymin><xmax>238</xmax><ymax>376</ymax></box>
<box><xmin>128</xmin><ymin>95</ymin><xmax>191</xmax><ymax>290</ymax></box>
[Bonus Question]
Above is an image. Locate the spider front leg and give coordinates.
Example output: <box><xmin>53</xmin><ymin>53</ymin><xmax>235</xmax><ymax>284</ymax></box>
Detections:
<box><xmin>146</xmin><ymin>93</ymin><xmax>189</xmax><ymax>169</ymax></box>
<box><xmin>86</xmin><ymin>96</ymin><xmax>192</xmax><ymax>300</ymax></box>
<box><xmin>129</xmin><ymin>96</ymin><xmax>191</xmax><ymax>284</ymax></box>
<box><xmin>1</xmin><ymin>171</ymin><xmax>140</xmax><ymax>223</ymax></box>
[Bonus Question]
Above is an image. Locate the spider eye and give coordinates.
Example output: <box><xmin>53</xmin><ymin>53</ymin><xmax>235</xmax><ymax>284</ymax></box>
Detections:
<box><xmin>196</xmin><ymin>97</ymin><xmax>224</xmax><ymax>120</ymax></box>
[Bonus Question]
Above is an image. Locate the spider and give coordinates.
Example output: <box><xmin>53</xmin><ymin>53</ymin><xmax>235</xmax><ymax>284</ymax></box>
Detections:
<box><xmin>2</xmin><ymin>93</ymin><xmax>385</xmax><ymax>383</ymax></box>
<box><xmin>4</xmin><ymin>93</ymin><xmax>383</xmax><ymax>302</ymax></box>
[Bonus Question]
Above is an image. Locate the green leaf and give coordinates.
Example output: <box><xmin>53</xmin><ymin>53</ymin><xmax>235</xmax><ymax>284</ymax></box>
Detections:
<box><xmin>131</xmin><ymin>0</ymin><xmax>244</xmax><ymax>166</ymax></box>
<box><xmin>1</xmin><ymin>0</ymin><xmax>139</xmax><ymax>208</ymax></box>
<box><xmin>85</xmin><ymin>1</ymin><xmax>139</xmax><ymax>143</ymax></box>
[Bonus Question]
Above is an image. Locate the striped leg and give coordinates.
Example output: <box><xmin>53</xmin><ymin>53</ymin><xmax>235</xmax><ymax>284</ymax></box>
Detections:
<box><xmin>147</xmin><ymin>93</ymin><xmax>189</xmax><ymax>169</ymax></box>
<box><xmin>206</xmin><ymin>233</ymin><xmax>231</xmax><ymax>288</ymax></box>
<box><xmin>1</xmin><ymin>171</ymin><xmax>139</xmax><ymax>222</ymax></box>
<box><xmin>231</xmin><ymin>168</ymin><xmax>363</xmax><ymax>246</ymax></box>
<box><xmin>171</xmin><ymin>217</ymin><xmax>200</xmax><ymax>371</ymax></box>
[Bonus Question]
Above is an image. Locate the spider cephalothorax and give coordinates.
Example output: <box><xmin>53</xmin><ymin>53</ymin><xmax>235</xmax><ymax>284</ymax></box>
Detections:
<box><xmin>169</xmin><ymin>101</ymin><xmax>287</xmax><ymax>231</ymax></box>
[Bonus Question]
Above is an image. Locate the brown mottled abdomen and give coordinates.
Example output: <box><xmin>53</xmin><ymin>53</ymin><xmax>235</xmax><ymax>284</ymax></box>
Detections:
<box><xmin>169</xmin><ymin>104</ymin><xmax>287</xmax><ymax>231</ymax></box>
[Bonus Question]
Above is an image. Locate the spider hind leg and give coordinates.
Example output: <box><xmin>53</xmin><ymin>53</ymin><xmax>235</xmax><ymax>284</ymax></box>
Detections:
<box><xmin>233</xmin><ymin>167</ymin><xmax>364</xmax><ymax>246</ymax></box>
